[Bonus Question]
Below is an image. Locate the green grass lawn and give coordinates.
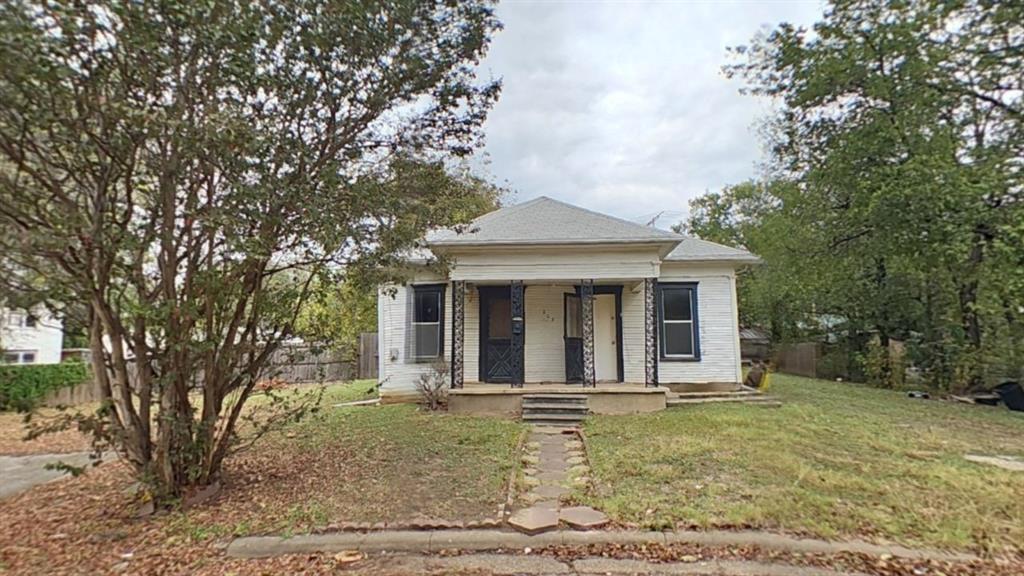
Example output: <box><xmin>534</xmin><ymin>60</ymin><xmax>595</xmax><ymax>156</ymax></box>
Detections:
<box><xmin>580</xmin><ymin>373</ymin><xmax>1024</xmax><ymax>553</ymax></box>
<box><xmin>222</xmin><ymin>380</ymin><xmax>524</xmax><ymax>531</ymax></box>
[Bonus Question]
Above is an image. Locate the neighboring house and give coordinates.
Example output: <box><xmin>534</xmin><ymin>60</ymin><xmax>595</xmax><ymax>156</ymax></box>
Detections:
<box><xmin>377</xmin><ymin>197</ymin><xmax>759</xmax><ymax>414</ymax></box>
<box><xmin>739</xmin><ymin>327</ymin><xmax>771</xmax><ymax>363</ymax></box>
<box><xmin>1</xmin><ymin>307</ymin><xmax>64</xmax><ymax>364</ymax></box>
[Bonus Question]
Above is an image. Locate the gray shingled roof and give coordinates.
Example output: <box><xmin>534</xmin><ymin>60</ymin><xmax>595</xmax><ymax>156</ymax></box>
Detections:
<box><xmin>424</xmin><ymin>196</ymin><xmax>759</xmax><ymax>263</ymax></box>
<box><xmin>427</xmin><ymin>196</ymin><xmax>682</xmax><ymax>246</ymax></box>
<box><xmin>664</xmin><ymin>237</ymin><xmax>760</xmax><ymax>263</ymax></box>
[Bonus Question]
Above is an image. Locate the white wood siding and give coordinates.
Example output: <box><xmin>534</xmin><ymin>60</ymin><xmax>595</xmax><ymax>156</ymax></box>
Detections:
<box><xmin>378</xmin><ymin>275</ymin><xmax>453</xmax><ymax>394</ymax></box>
<box><xmin>0</xmin><ymin>307</ymin><xmax>63</xmax><ymax>364</ymax></box>
<box><xmin>524</xmin><ymin>285</ymin><xmax>575</xmax><ymax>382</ymax></box>
<box><xmin>448</xmin><ymin>247</ymin><xmax>661</xmax><ymax>282</ymax></box>
<box><xmin>655</xmin><ymin>263</ymin><xmax>742</xmax><ymax>384</ymax></box>
<box><xmin>378</xmin><ymin>262</ymin><xmax>743</xmax><ymax>391</ymax></box>
<box><xmin>621</xmin><ymin>284</ymin><xmax>647</xmax><ymax>382</ymax></box>
<box><xmin>465</xmin><ymin>284</ymin><xmax>480</xmax><ymax>382</ymax></box>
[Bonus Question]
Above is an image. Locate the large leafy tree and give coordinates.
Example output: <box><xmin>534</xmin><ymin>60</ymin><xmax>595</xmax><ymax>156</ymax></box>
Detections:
<box><xmin>0</xmin><ymin>0</ymin><xmax>501</xmax><ymax>499</ymax></box>
<box><xmin>714</xmin><ymin>0</ymin><xmax>1023</xmax><ymax>391</ymax></box>
<box><xmin>296</xmin><ymin>161</ymin><xmax>504</xmax><ymax>359</ymax></box>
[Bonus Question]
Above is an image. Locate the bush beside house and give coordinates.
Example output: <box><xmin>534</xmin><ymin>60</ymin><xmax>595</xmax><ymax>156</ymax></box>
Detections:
<box><xmin>0</xmin><ymin>362</ymin><xmax>90</xmax><ymax>411</ymax></box>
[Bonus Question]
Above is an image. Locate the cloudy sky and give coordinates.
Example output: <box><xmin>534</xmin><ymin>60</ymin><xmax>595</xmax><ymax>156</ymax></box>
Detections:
<box><xmin>474</xmin><ymin>0</ymin><xmax>824</xmax><ymax>228</ymax></box>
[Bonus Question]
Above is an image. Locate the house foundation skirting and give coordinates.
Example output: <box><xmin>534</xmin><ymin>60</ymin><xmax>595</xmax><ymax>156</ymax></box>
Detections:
<box><xmin>447</xmin><ymin>385</ymin><xmax>668</xmax><ymax>417</ymax></box>
<box><xmin>661</xmin><ymin>381</ymin><xmax>743</xmax><ymax>393</ymax></box>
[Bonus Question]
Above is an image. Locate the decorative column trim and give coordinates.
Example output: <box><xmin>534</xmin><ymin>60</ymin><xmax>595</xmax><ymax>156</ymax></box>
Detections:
<box><xmin>510</xmin><ymin>280</ymin><xmax>525</xmax><ymax>388</ymax></box>
<box><xmin>581</xmin><ymin>279</ymin><xmax>596</xmax><ymax>387</ymax></box>
<box><xmin>451</xmin><ymin>280</ymin><xmax>465</xmax><ymax>389</ymax></box>
<box><xmin>644</xmin><ymin>277</ymin><xmax>658</xmax><ymax>387</ymax></box>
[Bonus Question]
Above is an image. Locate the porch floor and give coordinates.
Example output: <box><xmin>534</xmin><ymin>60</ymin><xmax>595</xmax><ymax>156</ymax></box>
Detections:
<box><xmin>456</xmin><ymin>382</ymin><xmax>666</xmax><ymax>395</ymax></box>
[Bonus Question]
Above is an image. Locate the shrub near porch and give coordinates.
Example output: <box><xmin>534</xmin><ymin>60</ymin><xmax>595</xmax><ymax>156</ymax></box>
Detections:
<box><xmin>580</xmin><ymin>374</ymin><xmax>1024</xmax><ymax>553</ymax></box>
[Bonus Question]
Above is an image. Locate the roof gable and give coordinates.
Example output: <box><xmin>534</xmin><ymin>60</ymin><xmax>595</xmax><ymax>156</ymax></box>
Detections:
<box><xmin>427</xmin><ymin>196</ymin><xmax>682</xmax><ymax>246</ymax></box>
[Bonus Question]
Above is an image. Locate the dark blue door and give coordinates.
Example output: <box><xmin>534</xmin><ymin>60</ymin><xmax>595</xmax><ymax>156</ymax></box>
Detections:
<box><xmin>480</xmin><ymin>287</ymin><xmax>513</xmax><ymax>383</ymax></box>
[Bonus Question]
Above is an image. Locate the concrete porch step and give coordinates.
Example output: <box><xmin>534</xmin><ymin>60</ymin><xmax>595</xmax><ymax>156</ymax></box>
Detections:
<box><xmin>667</xmin><ymin>395</ymin><xmax>782</xmax><ymax>408</ymax></box>
<box><xmin>527</xmin><ymin>419</ymin><xmax>585</xmax><ymax>427</ymax></box>
<box><xmin>524</xmin><ymin>401</ymin><xmax>589</xmax><ymax>409</ymax></box>
<box><xmin>522</xmin><ymin>394</ymin><xmax>587</xmax><ymax>402</ymax></box>
<box><xmin>522</xmin><ymin>412</ymin><xmax>587</xmax><ymax>420</ymax></box>
<box><xmin>670</xmin><ymin>390</ymin><xmax>758</xmax><ymax>399</ymax></box>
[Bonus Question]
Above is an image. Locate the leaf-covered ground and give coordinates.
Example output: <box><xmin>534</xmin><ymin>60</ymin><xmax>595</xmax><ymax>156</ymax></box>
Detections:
<box><xmin>0</xmin><ymin>381</ymin><xmax>523</xmax><ymax>574</ymax></box>
<box><xmin>579</xmin><ymin>374</ymin><xmax>1024</xmax><ymax>554</ymax></box>
<box><xmin>0</xmin><ymin>407</ymin><xmax>95</xmax><ymax>455</ymax></box>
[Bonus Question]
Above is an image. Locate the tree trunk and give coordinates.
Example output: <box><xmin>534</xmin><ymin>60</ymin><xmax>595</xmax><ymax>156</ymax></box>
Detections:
<box><xmin>956</xmin><ymin>234</ymin><xmax>987</xmax><ymax>393</ymax></box>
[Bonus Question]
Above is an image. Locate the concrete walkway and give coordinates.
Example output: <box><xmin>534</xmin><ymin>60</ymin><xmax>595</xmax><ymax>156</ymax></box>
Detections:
<box><xmin>226</xmin><ymin>528</ymin><xmax>978</xmax><ymax>563</ymax></box>
<box><xmin>509</xmin><ymin>426</ymin><xmax>608</xmax><ymax>533</ymax></box>
<box><xmin>360</xmin><ymin>553</ymin><xmax>869</xmax><ymax>575</ymax></box>
<box><xmin>0</xmin><ymin>452</ymin><xmax>100</xmax><ymax>499</ymax></box>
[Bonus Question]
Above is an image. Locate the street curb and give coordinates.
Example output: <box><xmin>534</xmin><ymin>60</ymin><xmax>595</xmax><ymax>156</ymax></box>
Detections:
<box><xmin>225</xmin><ymin>528</ymin><xmax>979</xmax><ymax>563</ymax></box>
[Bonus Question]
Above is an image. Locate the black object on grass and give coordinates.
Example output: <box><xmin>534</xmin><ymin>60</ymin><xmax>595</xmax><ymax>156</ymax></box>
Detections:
<box><xmin>993</xmin><ymin>381</ymin><xmax>1024</xmax><ymax>412</ymax></box>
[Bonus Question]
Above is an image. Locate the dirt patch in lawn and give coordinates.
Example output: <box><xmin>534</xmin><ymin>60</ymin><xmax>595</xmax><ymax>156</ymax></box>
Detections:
<box><xmin>0</xmin><ymin>386</ymin><xmax>522</xmax><ymax>575</ymax></box>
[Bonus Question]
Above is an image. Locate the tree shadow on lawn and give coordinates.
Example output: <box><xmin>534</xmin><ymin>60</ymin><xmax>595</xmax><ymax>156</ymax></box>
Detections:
<box><xmin>0</xmin><ymin>403</ymin><xmax>522</xmax><ymax>575</ymax></box>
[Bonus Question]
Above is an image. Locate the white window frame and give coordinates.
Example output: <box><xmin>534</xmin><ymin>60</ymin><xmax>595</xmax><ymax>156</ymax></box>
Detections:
<box><xmin>412</xmin><ymin>286</ymin><xmax>444</xmax><ymax>360</ymax></box>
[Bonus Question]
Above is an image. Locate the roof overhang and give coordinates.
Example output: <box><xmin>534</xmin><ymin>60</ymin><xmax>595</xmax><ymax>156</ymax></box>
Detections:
<box><xmin>428</xmin><ymin>238</ymin><xmax>682</xmax><ymax>259</ymax></box>
<box><xmin>662</xmin><ymin>255</ymin><xmax>763</xmax><ymax>265</ymax></box>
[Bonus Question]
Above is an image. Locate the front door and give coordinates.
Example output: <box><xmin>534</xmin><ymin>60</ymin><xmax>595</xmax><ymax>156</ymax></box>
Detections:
<box><xmin>480</xmin><ymin>287</ymin><xmax>514</xmax><ymax>383</ymax></box>
<box><xmin>594</xmin><ymin>294</ymin><xmax>618</xmax><ymax>381</ymax></box>
<box><xmin>564</xmin><ymin>294</ymin><xmax>583</xmax><ymax>382</ymax></box>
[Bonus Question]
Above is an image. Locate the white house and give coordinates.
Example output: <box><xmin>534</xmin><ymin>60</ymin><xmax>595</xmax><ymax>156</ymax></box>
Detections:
<box><xmin>377</xmin><ymin>197</ymin><xmax>760</xmax><ymax>416</ymax></box>
<box><xmin>1</xmin><ymin>306</ymin><xmax>64</xmax><ymax>364</ymax></box>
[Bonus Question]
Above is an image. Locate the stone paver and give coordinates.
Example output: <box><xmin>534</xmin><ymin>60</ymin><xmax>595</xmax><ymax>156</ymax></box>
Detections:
<box><xmin>511</xmin><ymin>425</ymin><xmax>607</xmax><ymax>535</ymax></box>
<box><xmin>964</xmin><ymin>454</ymin><xmax>1024</xmax><ymax>471</ymax></box>
<box><xmin>560</xmin><ymin>506</ymin><xmax>609</xmax><ymax>530</ymax></box>
<box><xmin>0</xmin><ymin>452</ymin><xmax>107</xmax><ymax>499</ymax></box>
<box><xmin>536</xmin><ymin>470</ymin><xmax>567</xmax><ymax>483</ymax></box>
<box><xmin>531</xmin><ymin>484</ymin><xmax>568</xmax><ymax>499</ymax></box>
<box><xmin>507</xmin><ymin>507</ymin><xmax>559</xmax><ymax>535</ymax></box>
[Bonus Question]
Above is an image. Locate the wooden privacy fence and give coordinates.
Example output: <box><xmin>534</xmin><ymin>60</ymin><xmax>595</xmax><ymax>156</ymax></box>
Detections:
<box><xmin>775</xmin><ymin>342</ymin><xmax>820</xmax><ymax>379</ymax></box>
<box><xmin>37</xmin><ymin>337</ymin><xmax>381</xmax><ymax>407</ymax></box>
<box><xmin>260</xmin><ymin>345</ymin><xmax>355</xmax><ymax>383</ymax></box>
<box><xmin>358</xmin><ymin>332</ymin><xmax>378</xmax><ymax>380</ymax></box>
<box><xmin>42</xmin><ymin>378</ymin><xmax>105</xmax><ymax>407</ymax></box>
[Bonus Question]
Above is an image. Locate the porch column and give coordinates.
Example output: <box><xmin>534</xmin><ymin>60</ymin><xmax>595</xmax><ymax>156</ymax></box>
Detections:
<box><xmin>510</xmin><ymin>280</ymin><xmax>525</xmax><ymax>388</ymax></box>
<box><xmin>451</xmin><ymin>280</ymin><xmax>465</xmax><ymax>389</ymax></box>
<box><xmin>644</xmin><ymin>277</ymin><xmax>659</xmax><ymax>387</ymax></box>
<box><xmin>581</xmin><ymin>279</ymin><xmax>596</xmax><ymax>387</ymax></box>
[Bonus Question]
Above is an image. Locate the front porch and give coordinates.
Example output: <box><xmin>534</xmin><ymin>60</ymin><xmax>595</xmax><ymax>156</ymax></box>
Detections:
<box><xmin>449</xmin><ymin>278</ymin><xmax>661</xmax><ymax>389</ymax></box>
<box><xmin>449</xmin><ymin>382</ymin><xmax>670</xmax><ymax>416</ymax></box>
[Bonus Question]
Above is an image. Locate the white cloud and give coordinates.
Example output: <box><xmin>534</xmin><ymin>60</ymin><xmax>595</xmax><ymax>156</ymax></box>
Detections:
<box><xmin>475</xmin><ymin>0</ymin><xmax>823</xmax><ymax>228</ymax></box>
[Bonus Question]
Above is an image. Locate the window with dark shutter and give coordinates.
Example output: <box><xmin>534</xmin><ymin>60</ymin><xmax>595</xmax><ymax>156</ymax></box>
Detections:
<box><xmin>412</xmin><ymin>285</ymin><xmax>445</xmax><ymax>360</ymax></box>
<box><xmin>658</xmin><ymin>283</ymin><xmax>700</xmax><ymax>360</ymax></box>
